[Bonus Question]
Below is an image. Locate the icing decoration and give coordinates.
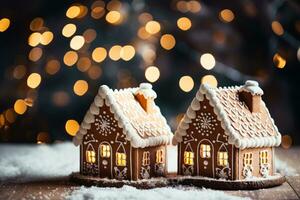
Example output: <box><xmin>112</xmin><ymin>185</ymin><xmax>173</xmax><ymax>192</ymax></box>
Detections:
<box><xmin>239</xmin><ymin>80</ymin><xmax>264</xmax><ymax>96</ymax></box>
<box><xmin>260</xmin><ymin>163</ymin><xmax>270</xmax><ymax>178</ymax></box>
<box><xmin>155</xmin><ymin>163</ymin><xmax>165</xmax><ymax>175</ymax></box>
<box><xmin>140</xmin><ymin>166</ymin><xmax>151</xmax><ymax>179</ymax></box>
<box><xmin>182</xmin><ymin>164</ymin><xmax>194</xmax><ymax>176</ymax></box>
<box><xmin>134</xmin><ymin>83</ymin><xmax>157</xmax><ymax>99</ymax></box>
<box><xmin>114</xmin><ymin>166</ymin><xmax>127</xmax><ymax>180</ymax></box>
<box><xmin>242</xmin><ymin>165</ymin><xmax>253</xmax><ymax>179</ymax></box>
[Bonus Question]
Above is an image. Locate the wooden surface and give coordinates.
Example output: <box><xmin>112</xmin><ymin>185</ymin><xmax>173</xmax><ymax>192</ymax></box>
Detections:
<box><xmin>0</xmin><ymin>147</ymin><xmax>299</xmax><ymax>200</ymax></box>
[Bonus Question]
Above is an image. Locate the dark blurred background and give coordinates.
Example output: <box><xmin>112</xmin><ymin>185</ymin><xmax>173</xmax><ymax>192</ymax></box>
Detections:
<box><xmin>0</xmin><ymin>0</ymin><xmax>299</xmax><ymax>149</ymax></box>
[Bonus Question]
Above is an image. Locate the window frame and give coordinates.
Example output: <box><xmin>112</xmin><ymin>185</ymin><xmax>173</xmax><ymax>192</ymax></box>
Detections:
<box><xmin>116</xmin><ymin>152</ymin><xmax>126</xmax><ymax>166</ymax></box>
<box><xmin>184</xmin><ymin>151</ymin><xmax>194</xmax><ymax>165</ymax></box>
<box><xmin>259</xmin><ymin>150</ymin><xmax>268</xmax><ymax>165</ymax></box>
<box><xmin>86</xmin><ymin>150</ymin><xmax>96</xmax><ymax>163</ymax></box>
<box><xmin>243</xmin><ymin>152</ymin><xmax>253</xmax><ymax>166</ymax></box>
<box><xmin>217</xmin><ymin>151</ymin><xmax>228</xmax><ymax>167</ymax></box>
<box><xmin>200</xmin><ymin>144</ymin><xmax>211</xmax><ymax>158</ymax></box>
<box><xmin>100</xmin><ymin>144</ymin><xmax>111</xmax><ymax>158</ymax></box>
<box><xmin>142</xmin><ymin>151</ymin><xmax>150</xmax><ymax>166</ymax></box>
<box><xmin>156</xmin><ymin>149</ymin><xmax>164</xmax><ymax>164</ymax></box>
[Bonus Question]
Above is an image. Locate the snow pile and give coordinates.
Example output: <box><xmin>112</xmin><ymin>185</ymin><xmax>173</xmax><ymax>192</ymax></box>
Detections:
<box><xmin>67</xmin><ymin>185</ymin><xmax>248</xmax><ymax>200</ymax></box>
<box><xmin>275</xmin><ymin>156</ymin><xmax>298</xmax><ymax>176</ymax></box>
<box><xmin>0</xmin><ymin>142</ymin><xmax>79</xmax><ymax>182</ymax></box>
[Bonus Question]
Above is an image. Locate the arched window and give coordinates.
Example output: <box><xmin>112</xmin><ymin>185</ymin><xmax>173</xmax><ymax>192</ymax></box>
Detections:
<box><xmin>184</xmin><ymin>151</ymin><xmax>194</xmax><ymax>165</ymax></box>
<box><xmin>86</xmin><ymin>144</ymin><xmax>96</xmax><ymax>163</ymax></box>
<box><xmin>243</xmin><ymin>153</ymin><xmax>253</xmax><ymax>166</ymax></box>
<box><xmin>116</xmin><ymin>153</ymin><xmax>126</xmax><ymax>166</ymax></box>
<box><xmin>259</xmin><ymin>150</ymin><xmax>268</xmax><ymax>165</ymax></box>
<box><xmin>142</xmin><ymin>151</ymin><xmax>150</xmax><ymax>166</ymax></box>
<box><xmin>200</xmin><ymin>144</ymin><xmax>211</xmax><ymax>158</ymax></box>
<box><xmin>217</xmin><ymin>151</ymin><xmax>228</xmax><ymax>166</ymax></box>
<box><xmin>100</xmin><ymin>144</ymin><xmax>111</xmax><ymax>158</ymax></box>
<box><xmin>156</xmin><ymin>149</ymin><xmax>164</xmax><ymax>164</ymax></box>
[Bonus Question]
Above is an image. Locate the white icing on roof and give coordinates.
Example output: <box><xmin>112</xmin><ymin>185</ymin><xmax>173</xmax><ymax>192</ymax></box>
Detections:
<box><xmin>73</xmin><ymin>83</ymin><xmax>173</xmax><ymax>148</ymax></box>
<box><xmin>135</xmin><ymin>83</ymin><xmax>157</xmax><ymax>99</ymax></box>
<box><xmin>239</xmin><ymin>80</ymin><xmax>264</xmax><ymax>96</ymax></box>
<box><xmin>173</xmin><ymin>80</ymin><xmax>281</xmax><ymax>149</ymax></box>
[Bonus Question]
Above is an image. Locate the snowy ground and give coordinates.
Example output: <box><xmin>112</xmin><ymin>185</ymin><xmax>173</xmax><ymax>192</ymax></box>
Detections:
<box><xmin>0</xmin><ymin>142</ymin><xmax>296</xmax><ymax>200</ymax></box>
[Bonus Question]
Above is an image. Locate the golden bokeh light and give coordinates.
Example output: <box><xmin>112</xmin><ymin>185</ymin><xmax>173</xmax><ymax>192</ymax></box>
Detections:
<box><xmin>73</xmin><ymin>80</ymin><xmax>89</xmax><ymax>96</ymax></box>
<box><xmin>145</xmin><ymin>66</ymin><xmax>160</xmax><ymax>83</ymax></box>
<box><xmin>0</xmin><ymin>114</ymin><xmax>5</xmax><ymax>127</ymax></box>
<box><xmin>14</xmin><ymin>99</ymin><xmax>27</xmax><ymax>115</ymax></box>
<box><xmin>273</xmin><ymin>53</ymin><xmax>286</xmax><ymax>69</ymax></box>
<box><xmin>62</xmin><ymin>23</ymin><xmax>77</xmax><ymax>38</ymax></box>
<box><xmin>37</xmin><ymin>132</ymin><xmax>50</xmax><ymax>143</ymax></box>
<box><xmin>66</xmin><ymin>6</ymin><xmax>81</xmax><ymax>19</ymax></box>
<box><xmin>77</xmin><ymin>57</ymin><xmax>91</xmax><ymax>72</ymax></box>
<box><xmin>63</xmin><ymin>51</ymin><xmax>78</xmax><ymax>66</ymax></box>
<box><xmin>30</xmin><ymin>17</ymin><xmax>44</xmax><ymax>31</ymax></box>
<box><xmin>138</xmin><ymin>12</ymin><xmax>153</xmax><ymax>24</ymax></box>
<box><xmin>200</xmin><ymin>53</ymin><xmax>216</xmax><ymax>70</ymax></box>
<box><xmin>105</xmin><ymin>11</ymin><xmax>122</xmax><ymax>24</ymax></box>
<box><xmin>65</xmin><ymin>119</ymin><xmax>80</xmax><ymax>136</ymax></box>
<box><xmin>201</xmin><ymin>75</ymin><xmax>218</xmax><ymax>87</ymax></box>
<box><xmin>120</xmin><ymin>45</ymin><xmax>136</xmax><ymax>61</ymax></box>
<box><xmin>177</xmin><ymin>17</ymin><xmax>192</xmax><ymax>31</ymax></box>
<box><xmin>176</xmin><ymin>1</ymin><xmax>189</xmax><ymax>13</ymax></box>
<box><xmin>88</xmin><ymin>65</ymin><xmax>102</xmax><ymax>80</ymax></box>
<box><xmin>77</xmin><ymin>5</ymin><xmax>88</xmax><ymax>18</ymax></box>
<box><xmin>91</xmin><ymin>6</ymin><xmax>106</xmax><ymax>19</ymax></box>
<box><xmin>83</xmin><ymin>29</ymin><xmax>97</xmax><ymax>43</ymax></box>
<box><xmin>45</xmin><ymin>59</ymin><xmax>60</xmax><ymax>75</ymax></box>
<box><xmin>219</xmin><ymin>9</ymin><xmax>235</xmax><ymax>23</ymax></box>
<box><xmin>160</xmin><ymin>34</ymin><xmax>176</xmax><ymax>50</ymax></box>
<box><xmin>70</xmin><ymin>35</ymin><xmax>85</xmax><ymax>50</ymax></box>
<box><xmin>41</xmin><ymin>31</ymin><xmax>54</xmax><ymax>45</ymax></box>
<box><xmin>179</xmin><ymin>76</ymin><xmax>194</xmax><ymax>92</ymax></box>
<box><xmin>28</xmin><ymin>47</ymin><xmax>43</xmax><ymax>62</ymax></box>
<box><xmin>281</xmin><ymin>135</ymin><xmax>292</xmax><ymax>149</ymax></box>
<box><xmin>52</xmin><ymin>91</ymin><xmax>70</xmax><ymax>107</ymax></box>
<box><xmin>92</xmin><ymin>47</ymin><xmax>107</xmax><ymax>63</ymax></box>
<box><xmin>137</xmin><ymin>27</ymin><xmax>151</xmax><ymax>40</ymax></box>
<box><xmin>13</xmin><ymin>65</ymin><xmax>26</xmax><ymax>79</ymax></box>
<box><xmin>28</xmin><ymin>32</ymin><xmax>42</xmax><ymax>47</ymax></box>
<box><xmin>109</xmin><ymin>45</ymin><xmax>122</xmax><ymax>61</ymax></box>
<box><xmin>24</xmin><ymin>97</ymin><xmax>34</xmax><ymax>107</ymax></box>
<box><xmin>5</xmin><ymin>109</ymin><xmax>16</xmax><ymax>124</ymax></box>
<box><xmin>27</xmin><ymin>73</ymin><xmax>42</xmax><ymax>89</ymax></box>
<box><xmin>271</xmin><ymin>21</ymin><xmax>284</xmax><ymax>36</ymax></box>
<box><xmin>107</xmin><ymin>0</ymin><xmax>122</xmax><ymax>11</ymax></box>
<box><xmin>145</xmin><ymin>21</ymin><xmax>161</xmax><ymax>34</ymax></box>
<box><xmin>189</xmin><ymin>0</ymin><xmax>202</xmax><ymax>13</ymax></box>
<box><xmin>0</xmin><ymin>18</ymin><xmax>10</xmax><ymax>32</ymax></box>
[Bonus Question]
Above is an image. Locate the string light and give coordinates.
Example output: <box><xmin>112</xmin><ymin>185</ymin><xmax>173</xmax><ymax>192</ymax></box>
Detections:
<box><xmin>40</xmin><ymin>31</ymin><xmax>54</xmax><ymax>45</ymax></box>
<box><xmin>179</xmin><ymin>76</ymin><xmax>194</xmax><ymax>92</ymax></box>
<box><xmin>14</xmin><ymin>99</ymin><xmax>27</xmax><ymax>115</ymax></box>
<box><xmin>145</xmin><ymin>20</ymin><xmax>161</xmax><ymax>34</ymax></box>
<box><xmin>271</xmin><ymin>21</ymin><xmax>284</xmax><ymax>36</ymax></box>
<box><xmin>92</xmin><ymin>47</ymin><xmax>107</xmax><ymax>63</ymax></box>
<box><xmin>63</xmin><ymin>51</ymin><xmax>78</xmax><ymax>66</ymax></box>
<box><xmin>27</xmin><ymin>73</ymin><xmax>42</xmax><ymax>89</ymax></box>
<box><xmin>65</xmin><ymin>119</ymin><xmax>79</xmax><ymax>136</ymax></box>
<box><xmin>200</xmin><ymin>53</ymin><xmax>216</xmax><ymax>70</ymax></box>
<box><xmin>91</xmin><ymin>6</ymin><xmax>106</xmax><ymax>19</ymax></box>
<box><xmin>28</xmin><ymin>32</ymin><xmax>42</xmax><ymax>47</ymax></box>
<box><xmin>30</xmin><ymin>17</ymin><xmax>44</xmax><ymax>31</ymax></box>
<box><xmin>77</xmin><ymin>57</ymin><xmax>91</xmax><ymax>72</ymax></box>
<box><xmin>62</xmin><ymin>23</ymin><xmax>77</xmax><ymax>38</ymax></box>
<box><xmin>138</xmin><ymin>12</ymin><xmax>153</xmax><ymax>24</ymax></box>
<box><xmin>13</xmin><ymin>65</ymin><xmax>26</xmax><ymax>79</ymax></box>
<box><xmin>73</xmin><ymin>80</ymin><xmax>88</xmax><ymax>96</ymax></box>
<box><xmin>0</xmin><ymin>18</ymin><xmax>10</xmax><ymax>32</ymax></box>
<box><xmin>137</xmin><ymin>27</ymin><xmax>151</xmax><ymax>40</ymax></box>
<box><xmin>145</xmin><ymin>66</ymin><xmax>160</xmax><ymax>83</ymax></box>
<box><xmin>281</xmin><ymin>135</ymin><xmax>292</xmax><ymax>149</ymax></box>
<box><xmin>52</xmin><ymin>91</ymin><xmax>70</xmax><ymax>107</ymax></box>
<box><xmin>120</xmin><ymin>45</ymin><xmax>135</xmax><ymax>61</ymax></box>
<box><xmin>177</xmin><ymin>17</ymin><xmax>192</xmax><ymax>31</ymax></box>
<box><xmin>273</xmin><ymin>53</ymin><xmax>286</xmax><ymax>68</ymax></box>
<box><xmin>45</xmin><ymin>59</ymin><xmax>60</xmax><ymax>75</ymax></box>
<box><xmin>201</xmin><ymin>75</ymin><xmax>218</xmax><ymax>87</ymax></box>
<box><xmin>88</xmin><ymin>65</ymin><xmax>102</xmax><ymax>80</ymax></box>
<box><xmin>109</xmin><ymin>45</ymin><xmax>122</xmax><ymax>61</ymax></box>
<box><xmin>70</xmin><ymin>35</ymin><xmax>85</xmax><ymax>50</ymax></box>
<box><xmin>105</xmin><ymin>11</ymin><xmax>122</xmax><ymax>24</ymax></box>
<box><xmin>5</xmin><ymin>109</ymin><xmax>16</xmax><ymax>124</ymax></box>
<box><xmin>219</xmin><ymin>9</ymin><xmax>235</xmax><ymax>23</ymax></box>
<box><xmin>66</xmin><ymin>6</ymin><xmax>81</xmax><ymax>19</ymax></box>
<box><xmin>83</xmin><ymin>29</ymin><xmax>97</xmax><ymax>43</ymax></box>
<box><xmin>28</xmin><ymin>47</ymin><xmax>43</xmax><ymax>62</ymax></box>
<box><xmin>160</xmin><ymin>34</ymin><xmax>176</xmax><ymax>50</ymax></box>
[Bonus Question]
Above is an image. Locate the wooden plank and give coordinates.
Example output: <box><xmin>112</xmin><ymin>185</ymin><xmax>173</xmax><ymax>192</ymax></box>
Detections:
<box><xmin>286</xmin><ymin>176</ymin><xmax>300</xmax><ymax>199</ymax></box>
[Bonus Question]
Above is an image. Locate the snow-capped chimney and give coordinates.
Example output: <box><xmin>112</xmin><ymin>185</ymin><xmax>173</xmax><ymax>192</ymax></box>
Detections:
<box><xmin>135</xmin><ymin>83</ymin><xmax>157</xmax><ymax>113</ymax></box>
<box><xmin>239</xmin><ymin>80</ymin><xmax>264</xmax><ymax>113</ymax></box>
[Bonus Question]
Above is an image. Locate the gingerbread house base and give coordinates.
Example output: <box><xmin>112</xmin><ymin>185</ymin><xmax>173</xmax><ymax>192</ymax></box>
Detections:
<box><xmin>170</xmin><ymin>174</ymin><xmax>285</xmax><ymax>190</ymax></box>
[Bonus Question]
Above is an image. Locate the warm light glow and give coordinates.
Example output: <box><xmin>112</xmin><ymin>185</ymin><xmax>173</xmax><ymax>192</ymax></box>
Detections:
<box><xmin>160</xmin><ymin>34</ymin><xmax>176</xmax><ymax>50</ymax></box>
<box><xmin>176</xmin><ymin>1</ymin><xmax>189</xmax><ymax>13</ymax></box>
<box><xmin>91</xmin><ymin>6</ymin><xmax>106</xmax><ymax>19</ymax></box>
<box><xmin>65</xmin><ymin>119</ymin><xmax>80</xmax><ymax>136</ymax></box>
<box><xmin>37</xmin><ymin>132</ymin><xmax>50</xmax><ymax>143</ymax></box>
<box><xmin>273</xmin><ymin>53</ymin><xmax>286</xmax><ymax>69</ymax></box>
<box><xmin>77</xmin><ymin>5</ymin><xmax>88</xmax><ymax>18</ymax></box>
<box><xmin>66</xmin><ymin>6</ymin><xmax>81</xmax><ymax>19</ymax></box>
<box><xmin>88</xmin><ymin>65</ymin><xmax>102</xmax><ymax>80</ymax></box>
<box><xmin>92</xmin><ymin>47</ymin><xmax>107</xmax><ymax>63</ymax></box>
<box><xmin>27</xmin><ymin>73</ymin><xmax>42</xmax><ymax>89</ymax></box>
<box><xmin>200</xmin><ymin>53</ymin><xmax>216</xmax><ymax>70</ymax></box>
<box><xmin>145</xmin><ymin>66</ymin><xmax>160</xmax><ymax>83</ymax></box>
<box><xmin>62</xmin><ymin>23</ymin><xmax>76</xmax><ymax>38</ymax></box>
<box><xmin>52</xmin><ymin>91</ymin><xmax>70</xmax><ymax>107</ymax></box>
<box><xmin>28</xmin><ymin>32</ymin><xmax>42</xmax><ymax>47</ymax></box>
<box><xmin>105</xmin><ymin>11</ymin><xmax>122</xmax><ymax>24</ymax></box>
<box><xmin>145</xmin><ymin>21</ymin><xmax>161</xmax><ymax>34</ymax></box>
<box><xmin>45</xmin><ymin>59</ymin><xmax>60</xmax><ymax>75</ymax></box>
<box><xmin>201</xmin><ymin>75</ymin><xmax>218</xmax><ymax>87</ymax></box>
<box><xmin>63</xmin><ymin>51</ymin><xmax>78</xmax><ymax>66</ymax></box>
<box><xmin>137</xmin><ymin>27</ymin><xmax>151</xmax><ymax>40</ymax></box>
<box><xmin>70</xmin><ymin>35</ymin><xmax>85</xmax><ymax>50</ymax></box>
<box><xmin>271</xmin><ymin>21</ymin><xmax>284</xmax><ymax>36</ymax></box>
<box><xmin>83</xmin><ymin>29</ymin><xmax>97</xmax><ymax>43</ymax></box>
<box><xmin>0</xmin><ymin>18</ymin><xmax>10</xmax><ymax>32</ymax></box>
<box><xmin>14</xmin><ymin>99</ymin><xmax>27</xmax><ymax>115</ymax></box>
<box><xmin>179</xmin><ymin>76</ymin><xmax>194</xmax><ymax>92</ymax></box>
<box><xmin>73</xmin><ymin>80</ymin><xmax>88</xmax><ymax>96</ymax></box>
<box><xmin>138</xmin><ymin>12</ymin><xmax>153</xmax><ymax>24</ymax></box>
<box><xmin>77</xmin><ymin>57</ymin><xmax>91</xmax><ymax>72</ymax></box>
<box><xmin>28</xmin><ymin>47</ymin><xmax>43</xmax><ymax>62</ymax></box>
<box><xmin>109</xmin><ymin>45</ymin><xmax>122</xmax><ymax>61</ymax></box>
<box><xmin>281</xmin><ymin>135</ymin><xmax>292</xmax><ymax>149</ymax></box>
<box><xmin>107</xmin><ymin>0</ymin><xmax>122</xmax><ymax>11</ymax></box>
<box><xmin>0</xmin><ymin>114</ymin><xmax>5</xmax><ymax>127</ymax></box>
<box><xmin>120</xmin><ymin>45</ymin><xmax>136</xmax><ymax>61</ymax></box>
<box><xmin>189</xmin><ymin>0</ymin><xmax>202</xmax><ymax>13</ymax></box>
<box><xmin>5</xmin><ymin>109</ymin><xmax>16</xmax><ymax>124</ymax></box>
<box><xmin>219</xmin><ymin>9</ymin><xmax>235</xmax><ymax>23</ymax></box>
<box><xmin>30</xmin><ymin>17</ymin><xmax>44</xmax><ymax>31</ymax></box>
<box><xmin>41</xmin><ymin>31</ymin><xmax>53</xmax><ymax>45</ymax></box>
<box><xmin>177</xmin><ymin>17</ymin><xmax>192</xmax><ymax>31</ymax></box>
<box><xmin>13</xmin><ymin>65</ymin><xmax>26</xmax><ymax>79</ymax></box>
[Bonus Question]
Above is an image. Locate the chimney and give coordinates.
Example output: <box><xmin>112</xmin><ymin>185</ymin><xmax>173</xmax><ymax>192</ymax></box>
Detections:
<box><xmin>238</xmin><ymin>80</ymin><xmax>264</xmax><ymax>113</ymax></box>
<box><xmin>135</xmin><ymin>83</ymin><xmax>157</xmax><ymax>113</ymax></box>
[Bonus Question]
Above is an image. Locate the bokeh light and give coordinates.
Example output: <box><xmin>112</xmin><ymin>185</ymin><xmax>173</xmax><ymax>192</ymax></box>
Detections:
<box><xmin>83</xmin><ymin>29</ymin><xmax>97</xmax><ymax>43</ymax></box>
<box><xmin>137</xmin><ymin>27</ymin><xmax>151</xmax><ymax>40</ymax></box>
<box><xmin>109</xmin><ymin>45</ymin><xmax>122</xmax><ymax>61</ymax></box>
<box><xmin>120</xmin><ymin>45</ymin><xmax>135</xmax><ymax>61</ymax></box>
<box><xmin>13</xmin><ymin>65</ymin><xmax>26</xmax><ymax>79</ymax></box>
<box><xmin>160</xmin><ymin>34</ymin><xmax>176</xmax><ymax>50</ymax></box>
<box><xmin>14</xmin><ymin>99</ymin><xmax>27</xmax><ymax>115</ymax></box>
<box><xmin>219</xmin><ymin>9</ymin><xmax>235</xmax><ymax>23</ymax></box>
<box><xmin>77</xmin><ymin>57</ymin><xmax>91</xmax><ymax>72</ymax></box>
<box><xmin>45</xmin><ymin>59</ymin><xmax>61</xmax><ymax>75</ymax></box>
<box><xmin>200</xmin><ymin>53</ymin><xmax>216</xmax><ymax>70</ymax></box>
<box><xmin>0</xmin><ymin>18</ymin><xmax>10</xmax><ymax>32</ymax></box>
<box><xmin>138</xmin><ymin>12</ymin><xmax>153</xmax><ymax>24</ymax></box>
<box><xmin>201</xmin><ymin>75</ymin><xmax>218</xmax><ymax>87</ymax></box>
<box><xmin>177</xmin><ymin>17</ymin><xmax>192</xmax><ymax>31</ymax></box>
<box><xmin>37</xmin><ymin>132</ymin><xmax>50</xmax><ymax>143</ymax></box>
<box><xmin>145</xmin><ymin>21</ymin><xmax>161</xmax><ymax>34</ymax></box>
<box><xmin>28</xmin><ymin>47</ymin><xmax>43</xmax><ymax>62</ymax></box>
<box><xmin>66</xmin><ymin>6</ymin><xmax>81</xmax><ymax>19</ymax></box>
<box><xmin>273</xmin><ymin>53</ymin><xmax>286</xmax><ymax>69</ymax></box>
<box><xmin>27</xmin><ymin>73</ymin><xmax>42</xmax><ymax>89</ymax></box>
<box><xmin>73</xmin><ymin>80</ymin><xmax>88</xmax><ymax>96</ymax></box>
<box><xmin>28</xmin><ymin>32</ymin><xmax>42</xmax><ymax>47</ymax></box>
<box><xmin>105</xmin><ymin>11</ymin><xmax>122</xmax><ymax>24</ymax></box>
<box><xmin>41</xmin><ymin>31</ymin><xmax>54</xmax><ymax>45</ymax></box>
<box><xmin>63</xmin><ymin>51</ymin><xmax>78</xmax><ymax>66</ymax></box>
<box><xmin>70</xmin><ymin>35</ymin><xmax>85</xmax><ymax>50</ymax></box>
<box><xmin>52</xmin><ymin>91</ymin><xmax>70</xmax><ymax>107</ymax></box>
<box><xmin>92</xmin><ymin>47</ymin><xmax>107</xmax><ymax>63</ymax></box>
<box><xmin>281</xmin><ymin>135</ymin><xmax>292</xmax><ymax>149</ymax></box>
<box><xmin>145</xmin><ymin>66</ymin><xmax>160</xmax><ymax>83</ymax></box>
<box><xmin>62</xmin><ymin>23</ymin><xmax>77</xmax><ymax>38</ymax></box>
<box><xmin>30</xmin><ymin>17</ymin><xmax>44</xmax><ymax>31</ymax></box>
<box><xmin>179</xmin><ymin>76</ymin><xmax>194</xmax><ymax>92</ymax></box>
<box><xmin>88</xmin><ymin>65</ymin><xmax>102</xmax><ymax>80</ymax></box>
<box><xmin>271</xmin><ymin>21</ymin><xmax>284</xmax><ymax>36</ymax></box>
<box><xmin>65</xmin><ymin>119</ymin><xmax>80</xmax><ymax>136</ymax></box>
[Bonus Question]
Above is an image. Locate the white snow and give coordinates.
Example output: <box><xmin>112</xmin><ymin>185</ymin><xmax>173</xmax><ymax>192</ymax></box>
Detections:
<box><xmin>275</xmin><ymin>156</ymin><xmax>298</xmax><ymax>176</ymax></box>
<box><xmin>0</xmin><ymin>142</ymin><xmax>79</xmax><ymax>182</ymax></box>
<box><xmin>166</xmin><ymin>145</ymin><xmax>177</xmax><ymax>173</ymax></box>
<box><xmin>67</xmin><ymin>185</ymin><xmax>248</xmax><ymax>200</ymax></box>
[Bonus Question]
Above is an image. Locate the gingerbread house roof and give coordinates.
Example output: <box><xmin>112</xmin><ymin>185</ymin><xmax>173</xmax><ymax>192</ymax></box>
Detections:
<box><xmin>73</xmin><ymin>83</ymin><xmax>173</xmax><ymax>148</ymax></box>
<box><xmin>173</xmin><ymin>81</ymin><xmax>281</xmax><ymax>149</ymax></box>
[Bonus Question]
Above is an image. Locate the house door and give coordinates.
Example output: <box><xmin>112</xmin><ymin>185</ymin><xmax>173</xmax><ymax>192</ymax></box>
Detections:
<box><xmin>197</xmin><ymin>140</ymin><xmax>214</xmax><ymax>178</ymax></box>
<box><xmin>99</xmin><ymin>142</ymin><xmax>112</xmax><ymax>178</ymax></box>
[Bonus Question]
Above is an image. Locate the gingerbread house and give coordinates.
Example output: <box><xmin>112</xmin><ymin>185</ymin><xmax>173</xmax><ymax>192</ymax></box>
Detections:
<box><xmin>73</xmin><ymin>83</ymin><xmax>173</xmax><ymax>181</ymax></box>
<box><xmin>172</xmin><ymin>80</ymin><xmax>281</xmax><ymax>180</ymax></box>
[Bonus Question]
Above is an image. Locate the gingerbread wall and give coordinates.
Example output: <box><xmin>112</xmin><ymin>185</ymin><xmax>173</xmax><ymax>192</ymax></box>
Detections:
<box><xmin>81</xmin><ymin>103</ymin><xmax>132</xmax><ymax>180</ymax></box>
<box><xmin>178</xmin><ymin>96</ymin><xmax>237</xmax><ymax>180</ymax></box>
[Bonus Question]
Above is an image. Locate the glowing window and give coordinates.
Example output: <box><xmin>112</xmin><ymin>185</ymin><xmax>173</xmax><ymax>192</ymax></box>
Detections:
<box><xmin>260</xmin><ymin>151</ymin><xmax>268</xmax><ymax>165</ymax></box>
<box><xmin>100</xmin><ymin>144</ymin><xmax>111</xmax><ymax>158</ymax></box>
<box><xmin>86</xmin><ymin>150</ymin><xmax>96</xmax><ymax>163</ymax></box>
<box><xmin>184</xmin><ymin>151</ymin><xmax>194</xmax><ymax>165</ymax></box>
<box><xmin>243</xmin><ymin>153</ymin><xmax>253</xmax><ymax>166</ymax></box>
<box><xmin>217</xmin><ymin>152</ymin><xmax>228</xmax><ymax>166</ymax></box>
<box><xmin>116</xmin><ymin>153</ymin><xmax>126</xmax><ymax>166</ymax></box>
<box><xmin>156</xmin><ymin>149</ymin><xmax>164</xmax><ymax>164</ymax></box>
<box><xmin>142</xmin><ymin>151</ymin><xmax>150</xmax><ymax>166</ymax></box>
<box><xmin>200</xmin><ymin>144</ymin><xmax>211</xmax><ymax>158</ymax></box>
